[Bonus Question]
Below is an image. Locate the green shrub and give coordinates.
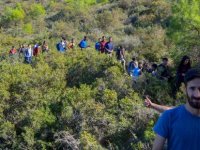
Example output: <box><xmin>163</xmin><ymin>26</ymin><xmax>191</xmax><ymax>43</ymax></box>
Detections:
<box><xmin>1</xmin><ymin>3</ymin><xmax>25</xmax><ymax>26</ymax></box>
<box><xmin>29</xmin><ymin>4</ymin><xmax>46</xmax><ymax>18</ymax></box>
<box><xmin>23</xmin><ymin>23</ymin><xmax>33</xmax><ymax>34</ymax></box>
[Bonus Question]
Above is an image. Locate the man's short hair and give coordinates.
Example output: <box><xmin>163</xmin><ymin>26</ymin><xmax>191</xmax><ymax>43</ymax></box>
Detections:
<box><xmin>162</xmin><ymin>57</ymin><xmax>168</xmax><ymax>61</ymax></box>
<box><xmin>132</xmin><ymin>57</ymin><xmax>136</xmax><ymax>61</ymax></box>
<box><xmin>184</xmin><ymin>68</ymin><xmax>200</xmax><ymax>84</ymax></box>
<box><xmin>152</xmin><ymin>63</ymin><xmax>158</xmax><ymax>69</ymax></box>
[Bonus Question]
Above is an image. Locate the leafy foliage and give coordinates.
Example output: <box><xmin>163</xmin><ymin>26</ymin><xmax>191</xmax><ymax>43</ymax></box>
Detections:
<box><xmin>29</xmin><ymin>3</ymin><xmax>46</xmax><ymax>18</ymax></box>
<box><xmin>167</xmin><ymin>0</ymin><xmax>200</xmax><ymax>63</ymax></box>
<box><xmin>1</xmin><ymin>3</ymin><xmax>25</xmax><ymax>26</ymax></box>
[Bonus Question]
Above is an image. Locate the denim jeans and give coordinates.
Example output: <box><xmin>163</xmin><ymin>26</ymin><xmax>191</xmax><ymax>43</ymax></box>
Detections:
<box><xmin>24</xmin><ymin>57</ymin><xmax>32</xmax><ymax>64</ymax></box>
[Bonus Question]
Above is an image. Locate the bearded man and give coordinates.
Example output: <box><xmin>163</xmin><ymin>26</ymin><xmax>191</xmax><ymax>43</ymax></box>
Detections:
<box><xmin>153</xmin><ymin>68</ymin><xmax>200</xmax><ymax>150</ymax></box>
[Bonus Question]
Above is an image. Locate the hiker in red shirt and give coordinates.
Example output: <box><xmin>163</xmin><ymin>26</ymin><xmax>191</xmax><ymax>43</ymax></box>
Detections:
<box><xmin>100</xmin><ymin>36</ymin><xmax>107</xmax><ymax>53</ymax></box>
<box><xmin>33</xmin><ymin>44</ymin><xmax>40</xmax><ymax>56</ymax></box>
<box><xmin>9</xmin><ymin>46</ymin><xmax>17</xmax><ymax>55</ymax></box>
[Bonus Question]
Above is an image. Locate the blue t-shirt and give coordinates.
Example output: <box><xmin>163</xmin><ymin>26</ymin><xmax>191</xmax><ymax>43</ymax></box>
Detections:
<box><xmin>153</xmin><ymin>105</ymin><xmax>200</xmax><ymax>150</ymax></box>
<box><xmin>105</xmin><ymin>42</ymin><xmax>113</xmax><ymax>52</ymax></box>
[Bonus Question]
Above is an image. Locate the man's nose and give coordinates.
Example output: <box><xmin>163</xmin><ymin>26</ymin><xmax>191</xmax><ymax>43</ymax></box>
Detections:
<box><xmin>193</xmin><ymin>88</ymin><xmax>200</xmax><ymax>97</ymax></box>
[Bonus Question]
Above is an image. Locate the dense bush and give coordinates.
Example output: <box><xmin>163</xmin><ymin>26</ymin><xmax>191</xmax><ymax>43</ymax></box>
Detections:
<box><xmin>0</xmin><ymin>50</ymin><xmax>159</xmax><ymax>149</ymax></box>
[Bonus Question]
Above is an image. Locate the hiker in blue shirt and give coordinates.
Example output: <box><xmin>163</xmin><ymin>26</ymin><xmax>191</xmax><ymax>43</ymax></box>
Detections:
<box><xmin>152</xmin><ymin>68</ymin><xmax>200</xmax><ymax>150</ymax></box>
<box><xmin>79</xmin><ymin>36</ymin><xmax>88</xmax><ymax>50</ymax></box>
<box><xmin>130</xmin><ymin>61</ymin><xmax>141</xmax><ymax>81</ymax></box>
<box><xmin>128</xmin><ymin>57</ymin><xmax>138</xmax><ymax>75</ymax></box>
<box><xmin>105</xmin><ymin>37</ymin><xmax>114</xmax><ymax>56</ymax></box>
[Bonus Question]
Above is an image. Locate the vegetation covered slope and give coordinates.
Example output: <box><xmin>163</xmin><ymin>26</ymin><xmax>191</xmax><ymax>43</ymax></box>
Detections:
<box><xmin>0</xmin><ymin>50</ymin><xmax>157</xmax><ymax>149</ymax></box>
<box><xmin>0</xmin><ymin>0</ymin><xmax>199</xmax><ymax>149</ymax></box>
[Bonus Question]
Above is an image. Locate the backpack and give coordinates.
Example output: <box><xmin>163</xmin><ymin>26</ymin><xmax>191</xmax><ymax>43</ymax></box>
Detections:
<box><xmin>133</xmin><ymin>68</ymin><xmax>140</xmax><ymax>77</ymax></box>
<box><xmin>79</xmin><ymin>40</ymin><xmax>87</xmax><ymax>48</ymax></box>
<box><xmin>56</xmin><ymin>43</ymin><xmax>60</xmax><ymax>51</ymax></box>
<box><xmin>95</xmin><ymin>42</ymin><xmax>101</xmax><ymax>51</ymax></box>
<box><xmin>116</xmin><ymin>48</ymin><xmax>121</xmax><ymax>60</ymax></box>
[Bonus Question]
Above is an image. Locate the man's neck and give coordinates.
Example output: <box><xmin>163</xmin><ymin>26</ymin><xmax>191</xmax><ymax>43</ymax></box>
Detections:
<box><xmin>185</xmin><ymin>103</ymin><xmax>200</xmax><ymax>117</ymax></box>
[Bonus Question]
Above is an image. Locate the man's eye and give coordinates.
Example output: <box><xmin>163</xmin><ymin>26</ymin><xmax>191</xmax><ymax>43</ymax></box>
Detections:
<box><xmin>190</xmin><ymin>87</ymin><xmax>195</xmax><ymax>90</ymax></box>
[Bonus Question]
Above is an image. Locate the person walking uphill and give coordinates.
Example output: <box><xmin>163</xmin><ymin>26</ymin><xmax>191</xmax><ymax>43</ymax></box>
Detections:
<box><xmin>95</xmin><ymin>38</ymin><xmax>101</xmax><ymax>52</ymax></box>
<box><xmin>100</xmin><ymin>36</ymin><xmax>106</xmax><ymax>53</ymax></box>
<box><xmin>116</xmin><ymin>46</ymin><xmax>126</xmax><ymax>71</ymax></box>
<box><xmin>68</xmin><ymin>38</ymin><xmax>75</xmax><ymax>50</ymax></box>
<box><xmin>9</xmin><ymin>46</ymin><xmax>17</xmax><ymax>55</ymax></box>
<box><xmin>24</xmin><ymin>44</ymin><xmax>33</xmax><ymax>64</ymax></box>
<box><xmin>105</xmin><ymin>37</ymin><xmax>114</xmax><ymax>56</ymax></box>
<box><xmin>175</xmin><ymin>55</ymin><xmax>191</xmax><ymax>91</ymax></box>
<box><xmin>56</xmin><ymin>39</ymin><xmax>65</xmax><ymax>52</ymax></box>
<box><xmin>42</xmin><ymin>40</ymin><xmax>49</xmax><ymax>53</ymax></box>
<box><xmin>152</xmin><ymin>68</ymin><xmax>200</xmax><ymax>150</ymax></box>
<box><xmin>157</xmin><ymin>58</ymin><xmax>172</xmax><ymax>81</ymax></box>
<box><xmin>128</xmin><ymin>57</ymin><xmax>138</xmax><ymax>75</ymax></box>
<box><xmin>33</xmin><ymin>43</ymin><xmax>40</xmax><ymax>56</ymax></box>
<box><xmin>79</xmin><ymin>36</ymin><xmax>88</xmax><ymax>50</ymax></box>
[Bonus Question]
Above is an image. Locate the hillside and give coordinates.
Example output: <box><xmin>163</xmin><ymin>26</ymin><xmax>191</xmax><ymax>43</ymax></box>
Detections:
<box><xmin>0</xmin><ymin>0</ymin><xmax>199</xmax><ymax>149</ymax></box>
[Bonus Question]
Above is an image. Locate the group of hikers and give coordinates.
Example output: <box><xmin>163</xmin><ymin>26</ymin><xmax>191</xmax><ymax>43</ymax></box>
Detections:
<box><xmin>127</xmin><ymin>55</ymin><xmax>192</xmax><ymax>97</ymax></box>
<box><xmin>56</xmin><ymin>35</ymin><xmax>115</xmax><ymax>55</ymax></box>
<box><xmin>8</xmin><ymin>35</ymin><xmax>192</xmax><ymax>95</ymax></box>
<box><xmin>7</xmin><ymin>35</ymin><xmax>115</xmax><ymax>63</ymax></box>
<box><xmin>9</xmin><ymin>41</ymin><xmax>49</xmax><ymax>63</ymax></box>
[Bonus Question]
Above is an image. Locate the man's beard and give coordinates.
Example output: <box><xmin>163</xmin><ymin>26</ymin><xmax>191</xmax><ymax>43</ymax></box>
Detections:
<box><xmin>187</xmin><ymin>94</ymin><xmax>200</xmax><ymax>109</ymax></box>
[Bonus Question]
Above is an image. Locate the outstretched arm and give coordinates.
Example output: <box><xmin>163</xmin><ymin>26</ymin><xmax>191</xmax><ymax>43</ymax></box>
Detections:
<box><xmin>144</xmin><ymin>96</ymin><xmax>173</xmax><ymax>113</ymax></box>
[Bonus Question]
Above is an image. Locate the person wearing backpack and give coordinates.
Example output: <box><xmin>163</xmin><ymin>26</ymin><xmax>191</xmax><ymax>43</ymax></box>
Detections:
<box><xmin>56</xmin><ymin>40</ymin><xmax>65</xmax><ymax>52</ymax></box>
<box><xmin>68</xmin><ymin>38</ymin><xmax>75</xmax><ymax>50</ymax></box>
<box><xmin>42</xmin><ymin>40</ymin><xmax>49</xmax><ymax>53</ymax></box>
<box><xmin>175</xmin><ymin>55</ymin><xmax>191</xmax><ymax>90</ymax></box>
<box><xmin>157</xmin><ymin>58</ymin><xmax>172</xmax><ymax>81</ymax></box>
<box><xmin>116</xmin><ymin>46</ymin><xmax>126</xmax><ymax>71</ymax></box>
<box><xmin>24</xmin><ymin>44</ymin><xmax>33</xmax><ymax>64</ymax></box>
<box><xmin>151</xmin><ymin>63</ymin><xmax>158</xmax><ymax>77</ymax></box>
<box><xmin>95</xmin><ymin>38</ymin><xmax>101</xmax><ymax>52</ymax></box>
<box><xmin>130</xmin><ymin>61</ymin><xmax>141</xmax><ymax>81</ymax></box>
<box><xmin>79</xmin><ymin>36</ymin><xmax>88</xmax><ymax>50</ymax></box>
<box><xmin>18</xmin><ymin>44</ymin><xmax>26</xmax><ymax>58</ymax></box>
<box><xmin>62</xmin><ymin>37</ymin><xmax>67</xmax><ymax>51</ymax></box>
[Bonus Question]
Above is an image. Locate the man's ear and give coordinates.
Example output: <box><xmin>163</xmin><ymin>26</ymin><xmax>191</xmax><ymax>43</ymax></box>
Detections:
<box><xmin>183</xmin><ymin>84</ymin><xmax>187</xmax><ymax>95</ymax></box>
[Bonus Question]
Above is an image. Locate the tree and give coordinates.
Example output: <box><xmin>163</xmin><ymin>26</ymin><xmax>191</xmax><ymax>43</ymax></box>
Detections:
<box><xmin>167</xmin><ymin>0</ymin><xmax>200</xmax><ymax>63</ymax></box>
<box><xmin>1</xmin><ymin>3</ymin><xmax>25</xmax><ymax>27</ymax></box>
<box><xmin>29</xmin><ymin>3</ymin><xmax>46</xmax><ymax>19</ymax></box>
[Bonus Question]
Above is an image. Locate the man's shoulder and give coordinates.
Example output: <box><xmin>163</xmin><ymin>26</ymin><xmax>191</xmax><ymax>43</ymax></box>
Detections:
<box><xmin>158</xmin><ymin>64</ymin><xmax>165</xmax><ymax>69</ymax></box>
<box><xmin>163</xmin><ymin>105</ymin><xmax>184</xmax><ymax>117</ymax></box>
